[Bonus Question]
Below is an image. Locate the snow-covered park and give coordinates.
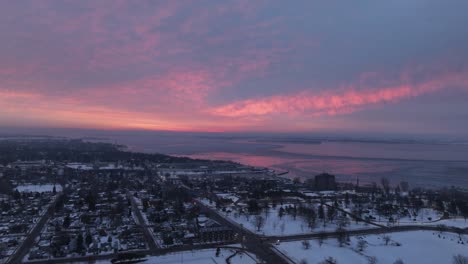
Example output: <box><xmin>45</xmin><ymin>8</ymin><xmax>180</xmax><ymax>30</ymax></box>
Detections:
<box><xmin>276</xmin><ymin>231</ymin><xmax>468</xmax><ymax>264</ymax></box>
<box><xmin>432</xmin><ymin>218</ymin><xmax>468</xmax><ymax>228</ymax></box>
<box><xmin>223</xmin><ymin>202</ymin><xmax>376</xmax><ymax>236</ymax></box>
<box><xmin>141</xmin><ymin>248</ymin><xmax>258</xmax><ymax>264</ymax></box>
<box><xmin>362</xmin><ymin>206</ymin><xmax>442</xmax><ymax>225</ymax></box>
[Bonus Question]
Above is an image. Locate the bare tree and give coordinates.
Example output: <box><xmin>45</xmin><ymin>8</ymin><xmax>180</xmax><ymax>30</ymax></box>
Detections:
<box><xmin>382</xmin><ymin>235</ymin><xmax>391</xmax><ymax>246</ymax></box>
<box><xmin>280</xmin><ymin>222</ymin><xmax>286</xmax><ymax>234</ymax></box>
<box><xmin>293</xmin><ymin>177</ymin><xmax>302</xmax><ymax>184</ymax></box>
<box><xmin>319</xmin><ymin>257</ymin><xmax>338</xmax><ymax>264</ymax></box>
<box><xmin>327</xmin><ymin>205</ymin><xmax>336</xmax><ymax>222</ymax></box>
<box><xmin>302</xmin><ymin>240</ymin><xmax>310</xmax><ymax>250</ymax></box>
<box><xmin>318</xmin><ymin>232</ymin><xmax>326</xmax><ymax>247</ymax></box>
<box><xmin>254</xmin><ymin>215</ymin><xmax>265</xmax><ymax>232</ymax></box>
<box><xmin>278</xmin><ymin>207</ymin><xmax>285</xmax><ymax>219</ymax></box>
<box><xmin>453</xmin><ymin>255</ymin><xmax>468</xmax><ymax>264</ymax></box>
<box><xmin>400</xmin><ymin>181</ymin><xmax>409</xmax><ymax>192</ymax></box>
<box><xmin>393</xmin><ymin>259</ymin><xmax>404</xmax><ymax>264</ymax></box>
<box><xmin>381</xmin><ymin>177</ymin><xmax>390</xmax><ymax>195</ymax></box>
<box><xmin>336</xmin><ymin>227</ymin><xmax>346</xmax><ymax>247</ymax></box>
<box><xmin>305</xmin><ymin>207</ymin><xmax>316</xmax><ymax>230</ymax></box>
<box><xmin>368</xmin><ymin>256</ymin><xmax>378</xmax><ymax>264</ymax></box>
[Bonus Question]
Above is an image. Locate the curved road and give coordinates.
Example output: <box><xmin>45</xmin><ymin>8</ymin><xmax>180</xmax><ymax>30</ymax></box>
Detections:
<box><xmin>195</xmin><ymin>200</ymin><xmax>294</xmax><ymax>264</ymax></box>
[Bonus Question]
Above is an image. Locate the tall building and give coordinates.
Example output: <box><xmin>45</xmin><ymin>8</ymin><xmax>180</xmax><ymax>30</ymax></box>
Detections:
<box><xmin>314</xmin><ymin>173</ymin><xmax>336</xmax><ymax>191</ymax></box>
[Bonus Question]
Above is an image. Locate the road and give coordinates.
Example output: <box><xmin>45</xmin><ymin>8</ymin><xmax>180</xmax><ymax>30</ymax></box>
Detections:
<box><xmin>267</xmin><ymin>224</ymin><xmax>468</xmax><ymax>243</ymax></box>
<box><xmin>8</xmin><ymin>192</ymin><xmax>63</xmax><ymax>264</ymax></box>
<box><xmin>21</xmin><ymin>217</ymin><xmax>468</xmax><ymax>264</ymax></box>
<box><xmin>17</xmin><ymin>188</ymin><xmax>468</xmax><ymax>264</ymax></box>
<box><xmin>22</xmin><ymin>243</ymin><xmax>235</xmax><ymax>264</ymax></box>
<box><xmin>195</xmin><ymin>199</ymin><xmax>467</xmax><ymax>264</ymax></box>
<box><xmin>22</xmin><ymin>191</ymin><xmax>238</xmax><ymax>264</ymax></box>
<box><xmin>195</xmin><ymin>200</ymin><xmax>293</xmax><ymax>264</ymax></box>
<box><xmin>126</xmin><ymin>191</ymin><xmax>158</xmax><ymax>252</ymax></box>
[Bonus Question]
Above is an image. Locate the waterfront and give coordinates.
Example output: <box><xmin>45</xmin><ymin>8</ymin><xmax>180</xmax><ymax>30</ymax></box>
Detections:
<box><xmin>3</xmin><ymin>128</ymin><xmax>468</xmax><ymax>189</ymax></box>
<box><xmin>99</xmin><ymin>132</ymin><xmax>468</xmax><ymax>189</ymax></box>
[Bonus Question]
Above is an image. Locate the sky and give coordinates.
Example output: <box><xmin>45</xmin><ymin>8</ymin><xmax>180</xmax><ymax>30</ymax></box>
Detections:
<box><xmin>1</xmin><ymin>0</ymin><xmax>468</xmax><ymax>136</ymax></box>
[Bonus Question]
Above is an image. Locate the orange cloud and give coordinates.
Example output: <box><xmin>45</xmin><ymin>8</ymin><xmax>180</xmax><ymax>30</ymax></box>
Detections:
<box><xmin>0</xmin><ymin>91</ymin><xmax>206</xmax><ymax>131</ymax></box>
<box><xmin>0</xmin><ymin>90</ymin><xmax>39</xmax><ymax>99</ymax></box>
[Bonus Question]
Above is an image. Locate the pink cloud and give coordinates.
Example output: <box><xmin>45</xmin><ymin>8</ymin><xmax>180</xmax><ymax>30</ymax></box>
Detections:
<box><xmin>1</xmin><ymin>1</ymin><xmax>467</xmax><ymax>134</ymax></box>
<box><xmin>211</xmin><ymin>70</ymin><xmax>468</xmax><ymax>118</ymax></box>
<box><xmin>1</xmin><ymin>67</ymin><xmax>467</xmax><ymax>133</ymax></box>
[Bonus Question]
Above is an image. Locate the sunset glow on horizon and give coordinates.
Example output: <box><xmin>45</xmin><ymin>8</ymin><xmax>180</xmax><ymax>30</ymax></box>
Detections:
<box><xmin>1</xmin><ymin>1</ymin><xmax>468</xmax><ymax>135</ymax></box>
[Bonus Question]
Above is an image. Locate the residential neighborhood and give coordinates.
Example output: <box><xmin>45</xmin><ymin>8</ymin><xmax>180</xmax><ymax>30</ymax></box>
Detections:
<box><xmin>0</xmin><ymin>139</ymin><xmax>467</xmax><ymax>264</ymax></box>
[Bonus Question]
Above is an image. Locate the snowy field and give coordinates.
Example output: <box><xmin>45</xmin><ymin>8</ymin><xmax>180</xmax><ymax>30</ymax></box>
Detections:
<box><xmin>432</xmin><ymin>218</ymin><xmax>468</xmax><ymax>228</ymax></box>
<box><xmin>363</xmin><ymin>207</ymin><xmax>467</xmax><ymax>229</ymax></box>
<box><xmin>364</xmin><ymin>207</ymin><xmax>443</xmax><ymax>225</ymax></box>
<box><xmin>141</xmin><ymin>248</ymin><xmax>257</xmax><ymax>264</ymax></box>
<box><xmin>15</xmin><ymin>184</ymin><xmax>62</xmax><ymax>193</ymax></box>
<box><xmin>223</xmin><ymin>204</ymin><xmax>375</xmax><ymax>236</ymax></box>
<box><xmin>72</xmin><ymin>247</ymin><xmax>258</xmax><ymax>264</ymax></box>
<box><xmin>276</xmin><ymin>231</ymin><xmax>468</xmax><ymax>264</ymax></box>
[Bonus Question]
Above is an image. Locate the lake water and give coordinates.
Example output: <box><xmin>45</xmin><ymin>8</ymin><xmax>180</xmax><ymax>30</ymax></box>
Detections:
<box><xmin>183</xmin><ymin>142</ymin><xmax>468</xmax><ymax>189</ymax></box>
<box><xmin>90</xmin><ymin>132</ymin><xmax>468</xmax><ymax>189</ymax></box>
<box><xmin>21</xmin><ymin>129</ymin><xmax>467</xmax><ymax>189</ymax></box>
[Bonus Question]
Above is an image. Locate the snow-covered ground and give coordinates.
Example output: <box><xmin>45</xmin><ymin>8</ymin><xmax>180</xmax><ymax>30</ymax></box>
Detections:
<box><xmin>215</xmin><ymin>193</ymin><xmax>241</xmax><ymax>203</ymax></box>
<box><xmin>276</xmin><ymin>231</ymin><xmax>468</xmax><ymax>264</ymax></box>
<box><xmin>364</xmin><ymin>207</ymin><xmax>467</xmax><ymax>229</ymax></box>
<box><xmin>199</xmin><ymin>198</ymin><xmax>215</xmax><ymax>208</ymax></box>
<box><xmin>224</xmin><ymin>204</ymin><xmax>375</xmax><ymax>236</ymax></box>
<box><xmin>365</xmin><ymin>207</ymin><xmax>443</xmax><ymax>225</ymax></box>
<box><xmin>15</xmin><ymin>184</ymin><xmax>62</xmax><ymax>193</ymax></box>
<box><xmin>431</xmin><ymin>218</ymin><xmax>468</xmax><ymax>228</ymax></box>
<box><xmin>65</xmin><ymin>163</ymin><xmax>93</xmax><ymax>170</ymax></box>
<box><xmin>142</xmin><ymin>248</ymin><xmax>258</xmax><ymax>264</ymax></box>
<box><xmin>71</xmin><ymin>247</ymin><xmax>258</xmax><ymax>264</ymax></box>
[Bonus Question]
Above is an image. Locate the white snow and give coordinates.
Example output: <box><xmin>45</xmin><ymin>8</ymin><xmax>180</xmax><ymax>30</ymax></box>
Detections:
<box><xmin>276</xmin><ymin>231</ymin><xmax>468</xmax><ymax>264</ymax></box>
<box><xmin>215</xmin><ymin>193</ymin><xmax>240</xmax><ymax>203</ymax></box>
<box><xmin>430</xmin><ymin>218</ymin><xmax>468</xmax><ymax>228</ymax></box>
<box><xmin>15</xmin><ymin>184</ymin><xmax>62</xmax><ymax>193</ymax></box>
<box><xmin>72</xmin><ymin>247</ymin><xmax>258</xmax><ymax>264</ymax></box>
<box><xmin>367</xmin><ymin>207</ymin><xmax>443</xmax><ymax>226</ymax></box>
<box><xmin>66</xmin><ymin>163</ymin><xmax>93</xmax><ymax>170</ymax></box>
<box><xmin>199</xmin><ymin>198</ymin><xmax>216</xmax><ymax>208</ymax></box>
<box><xmin>141</xmin><ymin>248</ymin><xmax>258</xmax><ymax>264</ymax></box>
<box><xmin>225</xmin><ymin>204</ymin><xmax>375</xmax><ymax>236</ymax></box>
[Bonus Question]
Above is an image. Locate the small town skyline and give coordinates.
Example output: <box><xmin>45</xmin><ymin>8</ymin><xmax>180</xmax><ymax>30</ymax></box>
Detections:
<box><xmin>1</xmin><ymin>1</ymin><xmax>468</xmax><ymax>263</ymax></box>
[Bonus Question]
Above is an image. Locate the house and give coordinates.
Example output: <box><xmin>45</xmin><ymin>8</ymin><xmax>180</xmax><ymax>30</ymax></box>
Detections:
<box><xmin>198</xmin><ymin>226</ymin><xmax>234</xmax><ymax>243</ymax></box>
